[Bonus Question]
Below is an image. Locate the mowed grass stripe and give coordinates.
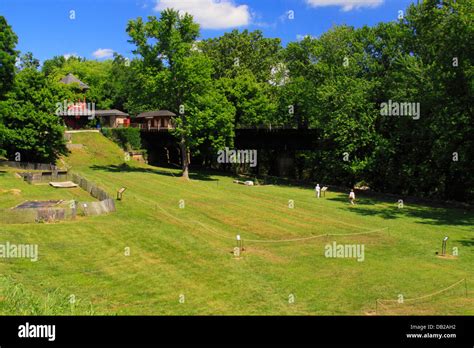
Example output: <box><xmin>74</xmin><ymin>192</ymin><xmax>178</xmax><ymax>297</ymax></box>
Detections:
<box><xmin>0</xmin><ymin>132</ymin><xmax>471</xmax><ymax>315</ymax></box>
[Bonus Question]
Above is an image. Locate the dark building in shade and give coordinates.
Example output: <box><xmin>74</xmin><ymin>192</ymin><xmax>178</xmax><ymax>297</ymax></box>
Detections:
<box><xmin>95</xmin><ymin>109</ymin><xmax>129</xmax><ymax>128</ymax></box>
<box><xmin>132</xmin><ymin>110</ymin><xmax>176</xmax><ymax>131</ymax></box>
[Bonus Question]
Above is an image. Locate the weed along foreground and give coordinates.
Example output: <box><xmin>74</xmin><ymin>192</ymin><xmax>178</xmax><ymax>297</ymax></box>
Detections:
<box><xmin>0</xmin><ymin>0</ymin><xmax>473</xmax><ymax>345</ymax></box>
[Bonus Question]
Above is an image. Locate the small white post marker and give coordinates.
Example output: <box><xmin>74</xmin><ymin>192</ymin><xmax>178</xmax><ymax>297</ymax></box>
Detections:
<box><xmin>234</xmin><ymin>234</ymin><xmax>242</xmax><ymax>257</ymax></box>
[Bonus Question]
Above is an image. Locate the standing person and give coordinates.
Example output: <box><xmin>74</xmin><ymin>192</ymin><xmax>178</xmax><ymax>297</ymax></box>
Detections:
<box><xmin>349</xmin><ymin>189</ymin><xmax>356</xmax><ymax>205</ymax></box>
<box><xmin>315</xmin><ymin>184</ymin><xmax>321</xmax><ymax>198</ymax></box>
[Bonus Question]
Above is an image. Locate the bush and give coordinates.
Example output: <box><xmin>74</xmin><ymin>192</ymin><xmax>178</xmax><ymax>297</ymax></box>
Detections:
<box><xmin>101</xmin><ymin>127</ymin><xmax>112</xmax><ymax>138</ymax></box>
<box><xmin>101</xmin><ymin>127</ymin><xmax>141</xmax><ymax>151</ymax></box>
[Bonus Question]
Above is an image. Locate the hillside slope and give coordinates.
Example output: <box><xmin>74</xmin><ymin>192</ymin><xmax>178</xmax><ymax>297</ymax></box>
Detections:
<box><xmin>62</xmin><ymin>131</ymin><xmax>128</xmax><ymax>169</ymax></box>
<box><xmin>0</xmin><ymin>131</ymin><xmax>472</xmax><ymax>315</ymax></box>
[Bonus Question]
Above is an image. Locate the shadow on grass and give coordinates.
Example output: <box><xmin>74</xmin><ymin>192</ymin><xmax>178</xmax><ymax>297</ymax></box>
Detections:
<box><xmin>328</xmin><ymin>196</ymin><xmax>377</xmax><ymax>206</ymax></box>
<box><xmin>90</xmin><ymin>163</ymin><xmax>218</xmax><ymax>181</ymax></box>
<box><xmin>329</xmin><ymin>193</ymin><xmax>474</xmax><ymax>227</ymax></box>
<box><xmin>349</xmin><ymin>206</ymin><xmax>403</xmax><ymax>220</ymax></box>
<box><xmin>456</xmin><ymin>239</ymin><xmax>474</xmax><ymax>247</ymax></box>
<box><xmin>90</xmin><ymin>163</ymin><xmax>474</xmax><ymax>226</ymax></box>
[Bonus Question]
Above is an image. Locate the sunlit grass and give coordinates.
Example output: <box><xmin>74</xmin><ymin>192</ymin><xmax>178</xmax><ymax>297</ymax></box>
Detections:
<box><xmin>0</xmin><ymin>132</ymin><xmax>472</xmax><ymax>315</ymax></box>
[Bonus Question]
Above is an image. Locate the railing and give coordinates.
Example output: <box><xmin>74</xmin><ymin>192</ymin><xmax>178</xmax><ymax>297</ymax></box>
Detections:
<box><xmin>0</xmin><ymin>160</ymin><xmax>63</xmax><ymax>171</ymax></box>
<box><xmin>130</xmin><ymin>123</ymin><xmax>313</xmax><ymax>132</ymax></box>
<box><xmin>130</xmin><ymin>123</ymin><xmax>173</xmax><ymax>132</ymax></box>
<box><xmin>0</xmin><ymin>162</ymin><xmax>116</xmax><ymax>223</ymax></box>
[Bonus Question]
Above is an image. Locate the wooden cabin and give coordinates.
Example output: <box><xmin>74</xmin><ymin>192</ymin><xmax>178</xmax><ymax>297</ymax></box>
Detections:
<box><xmin>132</xmin><ymin>110</ymin><xmax>176</xmax><ymax>131</ymax></box>
<box><xmin>95</xmin><ymin>110</ymin><xmax>129</xmax><ymax>128</ymax></box>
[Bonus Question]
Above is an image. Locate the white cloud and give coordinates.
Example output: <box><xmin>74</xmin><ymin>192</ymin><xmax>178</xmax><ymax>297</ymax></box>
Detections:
<box><xmin>154</xmin><ymin>0</ymin><xmax>251</xmax><ymax>29</ymax></box>
<box><xmin>305</xmin><ymin>0</ymin><xmax>383</xmax><ymax>11</ymax></box>
<box><xmin>92</xmin><ymin>48</ymin><xmax>114</xmax><ymax>59</ymax></box>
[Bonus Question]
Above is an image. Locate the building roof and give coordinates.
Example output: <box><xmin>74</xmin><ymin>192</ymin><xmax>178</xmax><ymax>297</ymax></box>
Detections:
<box><xmin>95</xmin><ymin>109</ymin><xmax>129</xmax><ymax>117</ymax></box>
<box><xmin>136</xmin><ymin>110</ymin><xmax>176</xmax><ymax>118</ymax></box>
<box><xmin>59</xmin><ymin>73</ymin><xmax>90</xmax><ymax>90</ymax></box>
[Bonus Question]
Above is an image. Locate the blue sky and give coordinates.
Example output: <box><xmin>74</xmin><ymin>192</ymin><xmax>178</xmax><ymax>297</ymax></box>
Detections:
<box><xmin>0</xmin><ymin>0</ymin><xmax>417</xmax><ymax>64</ymax></box>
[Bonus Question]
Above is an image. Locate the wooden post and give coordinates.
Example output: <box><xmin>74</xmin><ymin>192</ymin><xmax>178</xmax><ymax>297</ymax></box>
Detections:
<box><xmin>117</xmin><ymin>187</ymin><xmax>127</xmax><ymax>201</ymax></box>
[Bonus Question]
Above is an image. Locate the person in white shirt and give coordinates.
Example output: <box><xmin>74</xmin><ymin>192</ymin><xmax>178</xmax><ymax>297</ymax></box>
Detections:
<box><xmin>349</xmin><ymin>189</ymin><xmax>356</xmax><ymax>205</ymax></box>
<box><xmin>315</xmin><ymin>184</ymin><xmax>321</xmax><ymax>198</ymax></box>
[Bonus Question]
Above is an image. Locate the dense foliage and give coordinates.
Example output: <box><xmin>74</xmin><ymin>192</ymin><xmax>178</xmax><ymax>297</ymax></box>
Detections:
<box><xmin>0</xmin><ymin>16</ymin><xmax>17</xmax><ymax>100</ymax></box>
<box><xmin>0</xmin><ymin>0</ymin><xmax>472</xmax><ymax>201</ymax></box>
<box><xmin>102</xmin><ymin>127</ymin><xmax>141</xmax><ymax>151</ymax></box>
<box><xmin>0</xmin><ymin>67</ymin><xmax>70</xmax><ymax>162</ymax></box>
<box><xmin>126</xmin><ymin>9</ymin><xmax>235</xmax><ymax>178</ymax></box>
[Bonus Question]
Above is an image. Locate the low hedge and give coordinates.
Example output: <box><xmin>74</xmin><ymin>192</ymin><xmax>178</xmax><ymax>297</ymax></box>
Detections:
<box><xmin>101</xmin><ymin>127</ymin><xmax>141</xmax><ymax>151</ymax></box>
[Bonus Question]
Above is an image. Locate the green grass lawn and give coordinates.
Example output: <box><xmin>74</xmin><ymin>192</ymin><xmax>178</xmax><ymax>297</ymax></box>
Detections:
<box><xmin>0</xmin><ymin>132</ymin><xmax>472</xmax><ymax>315</ymax></box>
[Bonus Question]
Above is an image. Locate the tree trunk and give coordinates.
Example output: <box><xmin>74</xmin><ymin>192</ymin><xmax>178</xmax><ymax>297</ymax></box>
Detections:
<box><xmin>180</xmin><ymin>136</ymin><xmax>189</xmax><ymax>180</ymax></box>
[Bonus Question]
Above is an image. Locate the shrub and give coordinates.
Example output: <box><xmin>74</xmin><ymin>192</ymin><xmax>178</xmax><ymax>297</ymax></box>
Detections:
<box><xmin>101</xmin><ymin>127</ymin><xmax>141</xmax><ymax>151</ymax></box>
<box><xmin>101</xmin><ymin>127</ymin><xmax>112</xmax><ymax>138</ymax></box>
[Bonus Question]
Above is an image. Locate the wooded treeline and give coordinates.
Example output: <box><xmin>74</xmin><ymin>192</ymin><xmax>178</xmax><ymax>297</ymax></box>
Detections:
<box><xmin>0</xmin><ymin>0</ymin><xmax>472</xmax><ymax>201</ymax></box>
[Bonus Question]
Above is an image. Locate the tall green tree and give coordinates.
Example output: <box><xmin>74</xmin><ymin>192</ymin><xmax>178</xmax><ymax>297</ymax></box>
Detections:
<box><xmin>0</xmin><ymin>16</ymin><xmax>18</xmax><ymax>99</ymax></box>
<box><xmin>366</xmin><ymin>0</ymin><xmax>474</xmax><ymax>201</ymax></box>
<box><xmin>201</xmin><ymin>29</ymin><xmax>282</xmax><ymax>83</ymax></box>
<box><xmin>278</xmin><ymin>28</ymin><xmax>380</xmax><ymax>185</ymax></box>
<box><xmin>217</xmin><ymin>71</ymin><xmax>276</xmax><ymax>128</ymax></box>
<box><xmin>18</xmin><ymin>51</ymin><xmax>40</xmax><ymax>70</ymax></box>
<box><xmin>41</xmin><ymin>55</ymin><xmax>67</xmax><ymax>76</ymax></box>
<box><xmin>127</xmin><ymin>10</ymin><xmax>235</xmax><ymax>178</ymax></box>
<box><xmin>105</xmin><ymin>53</ymin><xmax>135</xmax><ymax>111</ymax></box>
<box><xmin>200</xmin><ymin>30</ymin><xmax>281</xmax><ymax>129</ymax></box>
<box><xmin>0</xmin><ymin>65</ymin><xmax>72</xmax><ymax>162</ymax></box>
